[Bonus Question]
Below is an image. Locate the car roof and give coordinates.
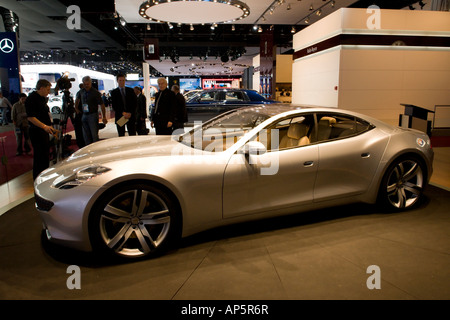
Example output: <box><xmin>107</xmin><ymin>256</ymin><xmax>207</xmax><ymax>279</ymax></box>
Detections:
<box><xmin>232</xmin><ymin>104</ymin><xmax>391</xmax><ymax>128</ymax></box>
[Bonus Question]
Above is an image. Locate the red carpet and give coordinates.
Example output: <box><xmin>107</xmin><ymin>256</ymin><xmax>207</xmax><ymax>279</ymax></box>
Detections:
<box><xmin>0</xmin><ymin>119</ymin><xmax>77</xmax><ymax>185</ymax></box>
<box><xmin>0</xmin><ymin>131</ymin><xmax>33</xmax><ymax>184</ymax></box>
<box><xmin>431</xmin><ymin>136</ymin><xmax>450</xmax><ymax>148</ymax></box>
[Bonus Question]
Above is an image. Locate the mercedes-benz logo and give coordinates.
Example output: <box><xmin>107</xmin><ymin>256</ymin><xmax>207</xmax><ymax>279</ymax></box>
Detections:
<box><xmin>0</xmin><ymin>38</ymin><xmax>14</xmax><ymax>54</ymax></box>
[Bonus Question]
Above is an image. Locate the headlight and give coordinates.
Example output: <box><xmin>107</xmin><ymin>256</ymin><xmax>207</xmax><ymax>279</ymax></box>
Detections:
<box><xmin>53</xmin><ymin>165</ymin><xmax>111</xmax><ymax>189</ymax></box>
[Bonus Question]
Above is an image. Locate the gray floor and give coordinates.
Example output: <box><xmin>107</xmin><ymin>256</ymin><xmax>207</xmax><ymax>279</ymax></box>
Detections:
<box><xmin>0</xmin><ymin>185</ymin><xmax>449</xmax><ymax>301</ymax></box>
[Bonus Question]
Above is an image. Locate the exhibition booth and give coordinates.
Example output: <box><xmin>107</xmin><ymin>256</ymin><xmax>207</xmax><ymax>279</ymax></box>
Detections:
<box><xmin>291</xmin><ymin>8</ymin><xmax>450</xmax><ymax>127</ymax></box>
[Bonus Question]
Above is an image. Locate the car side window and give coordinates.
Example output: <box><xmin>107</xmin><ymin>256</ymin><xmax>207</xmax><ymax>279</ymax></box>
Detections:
<box><xmin>225</xmin><ymin>91</ymin><xmax>245</xmax><ymax>101</ymax></box>
<box><xmin>256</xmin><ymin>114</ymin><xmax>315</xmax><ymax>151</ymax></box>
<box><xmin>311</xmin><ymin>113</ymin><xmax>374</xmax><ymax>143</ymax></box>
<box><xmin>199</xmin><ymin>92</ymin><xmax>215</xmax><ymax>102</ymax></box>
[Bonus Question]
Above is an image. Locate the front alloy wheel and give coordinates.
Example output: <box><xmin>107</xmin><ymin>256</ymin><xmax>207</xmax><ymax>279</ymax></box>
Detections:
<box><xmin>91</xmin><ymin>184</ymin><xmax>179</xmax><ymax>259</ymax></box>
<box><xmin>382</xmin><ymin>158</ymin><xmax>425</xmax><ymax>210</ymax></box>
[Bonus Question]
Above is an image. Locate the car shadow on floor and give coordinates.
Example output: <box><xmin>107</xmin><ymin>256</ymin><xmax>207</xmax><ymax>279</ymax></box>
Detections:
<box><xmin>41</xmin><ymin>196</ymin><xmax>433</xmax><ymax>268</ymax></box>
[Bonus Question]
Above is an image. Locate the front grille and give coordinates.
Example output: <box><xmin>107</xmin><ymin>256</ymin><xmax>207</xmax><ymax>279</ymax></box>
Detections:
<box><xmin>35</xmin><ymin>193</ymin><xmax>54</xmax><ymax>212</ymax></box>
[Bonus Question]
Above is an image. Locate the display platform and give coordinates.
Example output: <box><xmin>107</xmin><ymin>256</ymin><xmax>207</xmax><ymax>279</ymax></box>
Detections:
<box><xmin>0</xmin><ymin>185</ymin><xmax>449</xmax><ymax>300</ymax></box>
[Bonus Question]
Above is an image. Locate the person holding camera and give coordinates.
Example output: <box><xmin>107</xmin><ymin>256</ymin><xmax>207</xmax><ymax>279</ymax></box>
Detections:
<box><xmin>75</xmin><ymin>76</ymin><xmax>108</xmax><ymax>145</ymax></box>
<box><xmin>26</xmin><ymin>79</ymin><xmax>58</xmax><ymax>180</ymax></box>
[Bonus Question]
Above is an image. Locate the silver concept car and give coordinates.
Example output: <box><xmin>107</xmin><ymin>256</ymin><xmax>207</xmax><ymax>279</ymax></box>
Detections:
<box><xmin>34</xmin><ymin>105</ymin><xmax>434</xmax><ymax>259</ymax></box>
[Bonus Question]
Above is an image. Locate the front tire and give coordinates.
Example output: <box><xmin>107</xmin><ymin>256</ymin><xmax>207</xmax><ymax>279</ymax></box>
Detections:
<box><xmin>89</xmin><ymin>183</ymin><xmax>180</xmax><ymax>259</ymax></box>
<box><xmin>379</xmin><ymin>156</ymin><xmax>426</xmax><ymax>211</ymax></box>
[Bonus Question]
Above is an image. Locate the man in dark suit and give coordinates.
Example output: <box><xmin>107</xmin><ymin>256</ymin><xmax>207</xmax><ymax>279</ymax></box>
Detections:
<box><xmin>151</xmin><ymin>78</ymin><xmax>176</xmax><ymax>135</ymax></box>
<box><xmin>171</xmin><ymin>85</ymin><xmax>188</xmax><ymax>132</ymax></box>
<box><xmin>134</xmin><ymin>86</ymin><xmax>148</xmax><ymax>135</ymax></box>
<box><xmin>110</xmin><ymin>73</ymin><xmax>137</xmax><ymax>136</ymax></box>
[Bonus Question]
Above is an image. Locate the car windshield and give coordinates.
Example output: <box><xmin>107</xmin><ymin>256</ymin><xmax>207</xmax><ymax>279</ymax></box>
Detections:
<box><xmin>183</xmin><ymin>90</ymin><xmax>200</xmax><ymax>100</ymax></box>
<box><xmin>179</xmin><ymin>108</ymin><xmax>270</xmax><ymax>152</ymax></box>
<box><xmin>246</xmin><ymin>90</ymin><xmax>267</xmax><ymax>101</ymax></box>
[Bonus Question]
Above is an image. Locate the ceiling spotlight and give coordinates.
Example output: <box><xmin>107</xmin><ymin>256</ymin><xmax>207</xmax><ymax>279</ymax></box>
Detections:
<box><xmin>331</xmin><ymin>0</ymin><xmax>335</xmax><ymax>7</ymax></box>
<box><xmin>190</xmin><ymin>24</ymin><xmax>194</xmax><ymax>31</ymax></box>
<box><xmin>309</xmin><ymin>4</ymin><xmax>314</xmax><ymax>11</ymax></box>
<box><xmin>147</xmin><ymin>24</ymin><xmax>151</xmax><ymax>30</ymax></box>
<box><xmin>291</xmin><ymin>26</ymin><xmax>296</xmax><ymax>33</ymax></box>
<box><xmin>316</xmin><ymin>9</ymin><xmax>322</xmax><ymax>16</ymax></box>
<box><xmin>305</xmin><ymin>17</ymin><xmax>310</xmax><ymax>24</ymax></box>
<box><xmin>287</xmin><ymin>4</ymin><xmax>291</xmax><ymax>10</ymax></box>
<box><xmin>120</xmin><ymin>18</ymin><xmax>126</xmax><ymax>26</ymax></box>
<box><xmin>258</xmin><ymin>25</ymin><xmax>263</xmax><ymax>33</ymax></box>
<box><xmin>231</xmin><ymin>24</ymin><xmax>236</xmax><ymax>31</ymax></box>
<box><xmin>253</xmin><ymin>24</ymin><xmax>258</xmax><ymax>31</ymax></box>
<box><xmin>168</xmin><ymin>22</ymin><xmax>174</xmax><ymax>29</ymax></box>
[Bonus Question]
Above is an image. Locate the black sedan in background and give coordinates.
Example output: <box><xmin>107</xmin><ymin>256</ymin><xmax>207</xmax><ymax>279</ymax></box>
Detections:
<box><xmin>185</xmin><ymin>89</ymin><xmax>279</xmax><ymax>123</ymax></box>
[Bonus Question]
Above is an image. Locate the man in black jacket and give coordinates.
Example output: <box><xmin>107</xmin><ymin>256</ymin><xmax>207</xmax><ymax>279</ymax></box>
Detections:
<box><xmin>134</xmin><ymin>86</ymin><xmax>148</xmax><ymax>135</ymax></box>
<box><xmin>151</xmin><ymin>78</ymin><xmax>176</xmax><ymax>135</ymax></box>
<box><xmin>171</xmin><ymin>85</ymin><xmax>188</xmax><ymax>132</ymax></box>
<box><xmin>26</xmin><ymin>79</ymin><xmax>58</xmax><ymax>180</ymax></box>
<box><xmin>110</xmin><ymin>74</ymin><xmax>137</xmax><ymax>136</ymax></box>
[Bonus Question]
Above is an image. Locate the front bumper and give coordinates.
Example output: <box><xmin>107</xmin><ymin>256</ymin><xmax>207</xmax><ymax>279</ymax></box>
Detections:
<box><xmin>34</xmin><ymin>179</ymin><xmax>103</xmax><ymax>253</ymax></box>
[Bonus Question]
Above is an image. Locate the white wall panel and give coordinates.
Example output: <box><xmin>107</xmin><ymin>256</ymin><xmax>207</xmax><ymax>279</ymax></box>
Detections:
<box><xmin>292</xmin><ymin>8</ymin><xmax>450</xmax><ymax>126</ymax></box>
<box><xmin>292</xmin><ymin>49</ymin><xmax>340</xmax><ymax>107</ymax></box>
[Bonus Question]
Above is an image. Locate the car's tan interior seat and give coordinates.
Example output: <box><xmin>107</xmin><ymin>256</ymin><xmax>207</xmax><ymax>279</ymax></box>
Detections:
<box><xmin>316</xmin><ymin>117</ymin><xmax>336</xmax><ymax>141</ymax></box>
<box><xmin>279</xmin><ymin>123</ymin><xmax>310</xmax><ymax>149</ymax></box>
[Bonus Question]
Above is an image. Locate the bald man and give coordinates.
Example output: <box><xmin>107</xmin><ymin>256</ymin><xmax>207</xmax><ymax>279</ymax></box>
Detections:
<box><xmin>150</xmin><ymin>78</ymin><xmax>176</xmax><ymax>135</ymax></box>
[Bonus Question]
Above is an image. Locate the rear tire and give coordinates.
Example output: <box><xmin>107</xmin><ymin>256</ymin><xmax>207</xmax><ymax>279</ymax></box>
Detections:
<box><xmin>379</xmin><ymin>156</ymin><xmax>426</xmax><ymax>211</ymax></box>
<box><xmin>89</xmin><ymin>183</ymin><xmax>180</xmax><ymax>260</ymax></box>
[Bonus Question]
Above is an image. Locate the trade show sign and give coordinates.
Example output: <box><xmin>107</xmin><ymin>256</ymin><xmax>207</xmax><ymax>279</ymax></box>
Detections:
<box><xmin>0</xmin><ymin>32</ymin><xmax>21</xmax><ymax>100</ymax></box>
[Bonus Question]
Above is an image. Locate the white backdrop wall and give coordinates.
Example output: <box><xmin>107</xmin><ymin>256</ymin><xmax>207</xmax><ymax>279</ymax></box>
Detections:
<box><xmin>292</xmin><ymin>8</ymin><xmax>450</xmax><ymax>126</ymax></box>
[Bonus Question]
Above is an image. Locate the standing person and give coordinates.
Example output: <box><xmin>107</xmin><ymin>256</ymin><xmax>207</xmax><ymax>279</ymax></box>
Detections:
<box><xmin>134</xmin><ymin>86</ymin><xmax>148</xmax><ymax>135</ymax></box>
<box><xmin>151</xmin><ymin>78</ymin><xmax>176</xmax><ymax>135</ymax></box>
<box><xmin>102</xmin><ymin>92</ymin><xmax>110</xmax><ymax>109</ymax></box>
<box><xmin>65</xmin><ymin>84</ymin><xmax>85</xmax><ymax>149</ymax></box>
<box><xmin>26</xmin><ymin>79</ymin><xmax>58</xmax><ymax>180</ymax></box>
<box><xmin>11</xmin><ymin>93</ymin><xmax>32</xmax><ymax>156</ymax></box>
<box><xmin>74</xmin><ymin>76</ymin><xmax>108</xmax><ymax>145</ymax></box>
<box><xmin>110</xmin><ymin>73</ymin><xmax>137</xmax><ymax>137</ymax></box>
<box><xmin>171</xmin><ymin>85</ymin><xmax>188</xmax><ymax>132</ymax></box>
<box><xmin>0</xmin><ymin>91</ymin><xmax>13</xmax><ymax>126</ymax></box>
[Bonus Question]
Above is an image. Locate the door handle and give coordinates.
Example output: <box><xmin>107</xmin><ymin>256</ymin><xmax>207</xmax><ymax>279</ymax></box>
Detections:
<box><xmin>361</xmin><ymin>153</ymin><xmax>371</xmax><ymax>158</ymax></box>
<box><xmin>303</xmin><ymin>161</ymin><xmax>314</xmax><ymax>167</ymax></box>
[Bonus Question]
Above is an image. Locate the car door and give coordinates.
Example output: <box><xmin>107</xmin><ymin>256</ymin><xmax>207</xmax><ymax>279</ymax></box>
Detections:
<box><xmin>222</xmin><ymin>114</ymin><xmax>319</xmax><ymax>219</ymax></box>
<box><xmin>186</xmin><ymin>90</ymin><xmax>219</xmax><ymax>123</ymax></box>
<box><xmin>312</xmin><ymin>113</ymin><xmax>389</xmax><ymax>202</ymax></box>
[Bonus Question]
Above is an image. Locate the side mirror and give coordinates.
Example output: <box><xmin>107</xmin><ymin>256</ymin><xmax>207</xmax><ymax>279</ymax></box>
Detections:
<box><xmin>243</xmin><ymin>141</ymin><xmax>267</xmax><ymax>159</ymax></box>
<box><xmin>242</xmin><ymin>141</ymin><xmax>279</xmax><ymax>175</ymax></box>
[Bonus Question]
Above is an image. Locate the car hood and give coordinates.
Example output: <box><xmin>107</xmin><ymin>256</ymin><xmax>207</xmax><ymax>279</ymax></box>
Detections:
<box><xmin>64</xmin><ymin>135</ymin><xmax>187</xmax><ymax>166</ymax></box>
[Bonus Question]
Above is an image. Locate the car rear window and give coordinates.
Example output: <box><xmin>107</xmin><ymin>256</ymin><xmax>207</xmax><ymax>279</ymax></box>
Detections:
<box><xmin>246</xmin><ymin>90</ymin><xmax>266</xmax><ymax>101</ymax></box>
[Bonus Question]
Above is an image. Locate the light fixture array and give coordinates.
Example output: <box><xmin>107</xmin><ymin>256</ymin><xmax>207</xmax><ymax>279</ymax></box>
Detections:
<box><xmin>252</xmin><ymin>0</ymin><xmax>336</xmax><ymax>35</ymax></box>
<box><xmin>298</xmin><ymin>0</ymin><xmax>335</xmax><ymax>25</ymax></box>
<box><xmin>138</xmin><ymin>0</ymin><xmax>250</xmax><ymax>26</ymax></box>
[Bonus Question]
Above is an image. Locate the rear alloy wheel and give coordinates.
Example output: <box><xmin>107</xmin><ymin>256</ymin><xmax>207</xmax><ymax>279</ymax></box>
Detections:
<box><xmin>51</xmin><ymin>106</ymin><xmax>62</xmax><ymax>114</ymax></box>
<box><xmin>91</xmin><ymin>184</ymin><xmax>179</xmax><ymax>259</ymax></box>
<box><xmin>381</xmin><ymin>157</ymin><xmax>425</xmax><ymax>211</ymax></box>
